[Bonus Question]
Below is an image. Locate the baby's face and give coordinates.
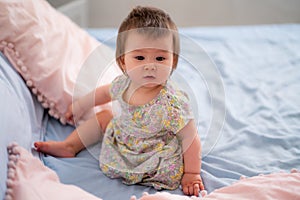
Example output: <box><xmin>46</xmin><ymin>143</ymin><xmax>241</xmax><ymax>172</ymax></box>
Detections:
<box><xmin>122</xmin><ymin>31</ymin><xmax>174</xmax><ymax>88</ymax></box>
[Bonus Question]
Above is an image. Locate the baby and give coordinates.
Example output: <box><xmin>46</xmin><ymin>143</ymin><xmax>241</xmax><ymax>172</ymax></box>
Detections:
<box><xmin>35</xmin><ymin>6</ymin><xmax>204</xmax><ymax>196</ymax></box>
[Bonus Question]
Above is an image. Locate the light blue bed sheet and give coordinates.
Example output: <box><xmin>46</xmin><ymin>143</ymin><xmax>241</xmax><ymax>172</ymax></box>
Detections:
<box><xmin>26</xmin><ymin>24</ymin><xmax>300</xmax><ymax>199</ymax></box>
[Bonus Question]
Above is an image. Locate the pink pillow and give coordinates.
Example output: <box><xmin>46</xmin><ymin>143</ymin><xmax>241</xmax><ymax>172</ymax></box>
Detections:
<box><xmin>0</xmin><ymin>0</ymin><xmax>119</xmax><ymax>124</ymax></box>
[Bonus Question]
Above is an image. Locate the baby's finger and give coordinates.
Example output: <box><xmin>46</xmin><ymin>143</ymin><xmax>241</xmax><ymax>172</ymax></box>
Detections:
<box><xmin>65</xmin><ymin>111</ymin><xmax>71</xmax><ymax>119</ymax></box>
<box><xmin>65</xmin><ymin>113</ymin><xmax>74</xmax><ymax>123</ymax></box>
<box><xmin>188</xmin><ymin>185</ymin><xmax>194</xmax><ymax>196</ymax></box>
<box><xmin>199</xmin><ymin>182</ymin><xmax>205</xmax><ymax>191</ymax></box>
<box><xmin>182</xmin><ymin>185</ymin><xmax>189</xmax><ymax>195</ymax></box>
<box><xmin>193</xmin><ymin>183</ymin><xmax>200</xmax><ymax>197</ymax></box>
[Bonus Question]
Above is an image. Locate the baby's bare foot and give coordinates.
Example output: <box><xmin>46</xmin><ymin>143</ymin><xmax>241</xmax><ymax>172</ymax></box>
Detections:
<box><xmin>34</xmin><ymin>141</ymin><xmax>76</xmax><ymax>158</ymax></box>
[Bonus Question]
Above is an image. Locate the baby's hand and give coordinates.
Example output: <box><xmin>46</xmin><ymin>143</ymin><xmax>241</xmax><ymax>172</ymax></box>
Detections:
<box><xmin>65</xmin><ymin>104</ymin><xmax>75</xmax><ymax>124</ymax></box>
<box><xmin>181</xmin><ymin>173</ymin><xmax>204</xmax><ymax>197</ymax></box>
<box><xmin>65</xmin><ymin>101</ymin><xmax>84</xmax><ymax>124</ymax></box>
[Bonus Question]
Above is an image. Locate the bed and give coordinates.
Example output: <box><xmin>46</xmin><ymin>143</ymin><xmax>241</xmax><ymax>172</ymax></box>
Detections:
<box><xmin>1</xmin><ymin>1</ymin><xmax>300</xmax><ymax>200</ymax></box>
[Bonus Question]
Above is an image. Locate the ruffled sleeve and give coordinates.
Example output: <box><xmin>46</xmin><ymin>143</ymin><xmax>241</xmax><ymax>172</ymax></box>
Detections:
<box><xmin>109</xmin><ymin>75</ymin><xmax>129</xmax><ymax>100</ymax></box>
<box><xmin>162</xmin><ymin>86</ymin><xmax>194</xmax><ymax>134</ymax></box>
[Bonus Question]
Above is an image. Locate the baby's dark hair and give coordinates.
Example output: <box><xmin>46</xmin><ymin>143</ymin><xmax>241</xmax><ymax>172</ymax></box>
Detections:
<box><xmin>116</xmin><ymin>6</ymin><xmax>180</xmax><ymax>70</ymax></box>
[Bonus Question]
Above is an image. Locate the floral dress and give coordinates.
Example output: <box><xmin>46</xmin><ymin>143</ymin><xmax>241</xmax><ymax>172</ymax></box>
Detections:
<box><xmin>99</xmin><ymin>75</ymin><xmax>194</xmax><ymax>190</ymax></box>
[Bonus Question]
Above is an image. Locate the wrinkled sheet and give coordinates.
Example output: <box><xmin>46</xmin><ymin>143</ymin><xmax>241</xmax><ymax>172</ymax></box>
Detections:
<box><xmin>41</xmin><ymin>24</ymin><xmax>300</xmax><ymax>199</ymax></box>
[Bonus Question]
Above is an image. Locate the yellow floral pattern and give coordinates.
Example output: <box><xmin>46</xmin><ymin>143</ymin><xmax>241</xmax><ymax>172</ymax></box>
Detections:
<box><xmin>99</xmin><ymin>75</ymin><xmax>193</xmax><ymax>190</ymax></box>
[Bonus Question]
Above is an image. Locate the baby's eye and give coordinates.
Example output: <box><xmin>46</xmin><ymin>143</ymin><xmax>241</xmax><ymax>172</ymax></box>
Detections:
<box><xmin>156</xmin><ymin>57</ymin><xmax>166</xmax><ymax>61</ymax></box>
<box><xmin>135</xmin><ymin>56</ymin><xmax>145</xmax><ymax>60</ymax></box>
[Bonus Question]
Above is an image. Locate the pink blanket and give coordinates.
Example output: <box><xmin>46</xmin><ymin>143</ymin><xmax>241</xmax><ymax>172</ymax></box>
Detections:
<box><xmin>5</xmin><ymin>143</ymin><xmax>300</xmax><ymax>200</ymax></box>
<box><xmin>136</xmin><ymin>170</ymin><xmax>300</xmax><ymax>200</ymax></box>
<box><xmin>202</xmin><ymin>171</ymin><xmax>300</xmax><ymax>200</ymax></box>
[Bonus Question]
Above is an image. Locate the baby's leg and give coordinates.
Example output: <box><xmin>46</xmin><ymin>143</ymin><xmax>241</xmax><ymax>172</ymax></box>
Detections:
<box><xmin>34</xmin><ymin>110</ymin><xmax>112</xmax><ymax>157</ymax></box>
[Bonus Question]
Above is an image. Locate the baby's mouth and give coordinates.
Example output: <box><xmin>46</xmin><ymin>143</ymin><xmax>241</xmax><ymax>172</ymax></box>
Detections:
<box><xmin>143</xmin><ymin>75</ymin><xmax>156</xmax><ymax>79</ymax></box>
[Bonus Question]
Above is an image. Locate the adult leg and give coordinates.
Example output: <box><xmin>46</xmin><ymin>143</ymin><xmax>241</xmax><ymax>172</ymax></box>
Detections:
<box><xmin>5</xmin><ymin>143</ymin><xmax>102</xmax><ymax>200</ymax></box>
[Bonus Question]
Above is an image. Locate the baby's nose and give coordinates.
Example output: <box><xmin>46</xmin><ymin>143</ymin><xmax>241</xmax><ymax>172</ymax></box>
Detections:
<box><xmin>144</xmin><ymin>65</ymin><xmax>157</xmax><ymax>71</ymax></box>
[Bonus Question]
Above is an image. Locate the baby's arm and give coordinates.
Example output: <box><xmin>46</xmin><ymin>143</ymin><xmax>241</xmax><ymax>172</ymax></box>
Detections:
<box><xmin>65</xmin><ymin>84</ymin><xmax>112</xmax><ymax>122</ymax></box>
<box><xmin>178</xmin><ymin>120</ymin><xmax>204</xmax><ymax>196</ymax></box>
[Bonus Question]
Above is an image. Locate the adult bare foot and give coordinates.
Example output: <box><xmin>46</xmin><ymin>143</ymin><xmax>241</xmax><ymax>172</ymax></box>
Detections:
<box><xmin>34</xmin><ymin>141</ymin><xmax>76</xmax><ymax>158</ymax></box>
<box><xmin>5</xmin><ymin>142</ymin><xmax>101</xmax><ymax>200</ymax></box>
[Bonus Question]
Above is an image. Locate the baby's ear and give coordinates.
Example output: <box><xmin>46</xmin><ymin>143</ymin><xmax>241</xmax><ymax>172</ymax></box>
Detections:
<box><xmin>121</xmin><ymin>55</ymin><xmax>126</xmax><ymax>65</ymax></box>
<box><xmin>172</xmin><ymin>54</ymin><xmax>178</xmax><ymax>70</ymax></box>
<box><xmin>117</xmin><ymin>55</ymin><xmax>126</xmax><ymax>72</ymax></box>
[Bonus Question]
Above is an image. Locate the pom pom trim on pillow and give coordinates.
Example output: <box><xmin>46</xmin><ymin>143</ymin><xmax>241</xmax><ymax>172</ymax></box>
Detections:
<box><xmin>0</xmin><ymin>0</ymin><xmax>109</xmax><ymax>126</ymax></box>
<box><xmin>0</xmin><ymin>41</ymin><xmax>68</xmax><ymax>124</ymax></box>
